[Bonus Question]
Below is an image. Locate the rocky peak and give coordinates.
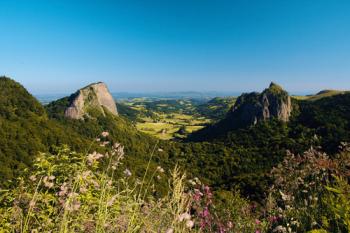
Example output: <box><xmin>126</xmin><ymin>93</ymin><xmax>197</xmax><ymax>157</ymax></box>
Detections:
<box><xmin>230</xmin><ymin>82</ymin><xmax>292</xmax><ymax>126</ymax></box>
<box><xmin>64</xmin><ymin>82</ymin><xmax>118</xmax><ymax>119</ymax></box>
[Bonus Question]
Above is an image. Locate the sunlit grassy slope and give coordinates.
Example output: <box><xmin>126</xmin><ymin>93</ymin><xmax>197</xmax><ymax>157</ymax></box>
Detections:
<box><xmin>292</xmin><ymin>90</ymin><xmax>350</xmax><ymax>101</ymax></box>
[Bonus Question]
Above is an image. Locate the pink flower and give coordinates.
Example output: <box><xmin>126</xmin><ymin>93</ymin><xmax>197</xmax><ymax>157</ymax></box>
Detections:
<box><xmin>268</xmin><ymin>216</ymin><xmax>279</xmax><ymax>223</ymax></box>
<box><xmin>203</xmin><ymin>207</ymin><xmax>210</xmax><ymax>217</ymax></box>
<box><xmin>255</xmin><ymin>219</ymin><xmax>261</xmax><ymax>225</ymax></box>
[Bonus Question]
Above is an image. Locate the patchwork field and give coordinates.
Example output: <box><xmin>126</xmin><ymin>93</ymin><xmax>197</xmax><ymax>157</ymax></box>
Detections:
<box><xmin>118</xmin><ymin>98</ymin><xmax>214</xmax><ymax>139</ymax></box>
<box><xmin>136</xmin><ymin>113</ymin><xmax>211</xmax><ymax>140</ymax></box>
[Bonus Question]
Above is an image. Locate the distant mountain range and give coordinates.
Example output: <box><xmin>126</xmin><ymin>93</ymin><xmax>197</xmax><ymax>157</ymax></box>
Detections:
<box><xmin>35</xmin><ymin>89</ymin><xmax>349</xmax><ymax>105</ymax></box>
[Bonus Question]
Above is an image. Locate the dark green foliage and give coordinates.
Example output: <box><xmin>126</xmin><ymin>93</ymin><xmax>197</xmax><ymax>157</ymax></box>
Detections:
<box><xmin>185</xmin><ymin>93</ymin><xmax>350</xmax><ymax>200</ymax></box>
<box><xmin>0</xmin><ymin>77</ymin><xmax>91</xmax><ymax>186</ymax></box>
<box><xmin>196</xmin><ymin>97</ymin><xmax>236</xmax><ymax>121</ymax></box>
<box><xmin>117</xmin><ymin>102</ymin><xmax>140</xmax><ymax>122</ymax></box>
<box><xmin>294</xmin><ymin>93</ymin><xmax>350</xmax><ymax>153</ymax></box>
<box><xmin>0</xmin><ymin>77</ymin><xmax>46</xmax><ymax>119</ymax></box>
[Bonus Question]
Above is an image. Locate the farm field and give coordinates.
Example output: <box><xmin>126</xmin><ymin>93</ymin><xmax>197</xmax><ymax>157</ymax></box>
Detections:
<box><xmin>118</xmin><ymin>98</ymin><xmax>217</xmax><ymax>139</ymax></box>
<box><xmin>136</xmin><ymin>113</ymin><xmax>211</xmax><ymax>140</ymax></box>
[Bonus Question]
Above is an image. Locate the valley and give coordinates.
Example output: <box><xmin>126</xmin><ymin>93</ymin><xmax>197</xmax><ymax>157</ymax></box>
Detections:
<box><xmin>118</xmin><ymin>98</ymin><xmax>234</xmax><ymax>139</ymax></box>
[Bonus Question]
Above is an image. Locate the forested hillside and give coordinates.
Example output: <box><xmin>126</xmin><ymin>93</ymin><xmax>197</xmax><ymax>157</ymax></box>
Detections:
<box><xmin>0</xmin><ymin>77</ymin><xmax>92</xmax><ymax>184</ymax></box>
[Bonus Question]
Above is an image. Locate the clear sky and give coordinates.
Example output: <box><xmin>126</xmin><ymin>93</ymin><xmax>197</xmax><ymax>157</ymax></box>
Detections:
<box><xmin>1</xmin><ymin>0</ymin><xmax>350</xmax><ymax>94</ymax></box>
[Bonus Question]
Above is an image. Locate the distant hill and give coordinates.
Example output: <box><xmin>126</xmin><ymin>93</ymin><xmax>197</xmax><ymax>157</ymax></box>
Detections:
<box><xmin>292</xmin><ymin>89</ymin><xmax>349</xmax><ymax>101</ymax></box>
<box><xmin>196</xmin><ymin>96</ymin><xmax>236</xmax><ymax>121</ymax></box>
<box><xmin>189</xmin><ymin>82</ymin><xmax>293</xmax><ymax>141</ymax></box>
<box><xmin>112</xmin><ymin>91</ymin><xmax>241</xmax><ymax>100</ymax></box>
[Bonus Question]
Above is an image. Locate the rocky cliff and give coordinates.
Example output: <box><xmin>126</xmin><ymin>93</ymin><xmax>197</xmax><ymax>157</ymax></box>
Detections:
<box><xmin>64</xmin><ymin>82</ymin><xmax>118</xmax><ymax>119</ymax></box>
<box><xmin>230</xmin><ymin>82</ymin><xmax>292</xmax><ymax>126</ymax></box>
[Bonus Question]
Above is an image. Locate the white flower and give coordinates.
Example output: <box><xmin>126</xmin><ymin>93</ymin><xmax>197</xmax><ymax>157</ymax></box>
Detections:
<box><xmin>156</xmin><ymin>166</ymin><xmax>164</xmax><ymax>173</ymax></box>
<box><xmin>79</xmin><ymin>186</ymin><xmax>87</xmax><ymax>194</ymax></box>
<box><xmin>165</xmin><ymin>228</ymin><xmax>174</xmax><ymax>233</ymax></box>
<box><xmin>87</xmin><ymin>152</ymin><xmax>104</xmax><ymax>165</ymax></box>
<box><xmin>158</xmin><ymin>148</ymin><xmax>164</xmax><ymax>152</ymax></box>
<box><xmin>279</xmin><ymin>190</ymin><xmax>290</xmax><ymax>201</ymax></box>
<box><xmin>124</xmin><ymin>169</ymin><xmax>132</xmax><ymax>177</ymax></box>
<box><xmin>29</xmin><ymin>200</ymin><xmax>36</xmax><ymax>208</ymax></box>
<box><xmin>178</xmin><ymin>213</ymin><xmax>191</xmax><ymax>222</ymax></box>
<box><xmin>194</xmin><ymin>177</ymin><xmax>201</xmax><ymax>184</ymax></box>
<box><xmin>107</xmin><ymin>195</ymin><xmax>117</xmax><ymax>207</ymax></box>
<box><xmin>188</xmin><ymin>180</ymin><xmax>196</xmax><ymax>186</ymax></box>
<box><xmin>101</xmin><ymin>131</ymin><xmax>109</xmax><ymax>137</ymax></box>
<box><xmin>186</xmin><ymin>220</ymin><xmax>194</xmax><ymax>228</ymax></box>
<box><xmin>43</xmin><ymin>176</ymin><xmax>54</xmax><ymax>189</ymax></box>
<box><xmin>273</xmin><ymin>225</ymin><xmax>287</xmax><ymax>233</ymax></box>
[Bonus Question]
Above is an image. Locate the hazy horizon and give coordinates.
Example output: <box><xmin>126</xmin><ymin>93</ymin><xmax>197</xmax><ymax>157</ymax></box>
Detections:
<box><xmin>1</xmin><ymin>1</ymin><xmax>350</xmax><ymax>94</ymax></box>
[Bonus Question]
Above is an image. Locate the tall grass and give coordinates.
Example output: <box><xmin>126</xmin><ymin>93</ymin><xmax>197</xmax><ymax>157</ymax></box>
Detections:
<box><xmin>0</xmin><ymin>133</ymin><xmax>194</xmax><ymax>232</ymax></box>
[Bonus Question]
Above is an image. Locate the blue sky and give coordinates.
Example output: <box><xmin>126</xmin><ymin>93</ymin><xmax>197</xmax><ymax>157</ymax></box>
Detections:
<box><xmin>1</xmin><ymin>0</ymin><xmax>350</xmax><ymax>94</ymax></box>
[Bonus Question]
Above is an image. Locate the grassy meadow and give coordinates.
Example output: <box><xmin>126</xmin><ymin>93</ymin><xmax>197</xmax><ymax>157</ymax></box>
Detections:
<box><xmin>119</xmin><ymin>98</ymin><xmax>212</xmax><ymax>140</ymax></box>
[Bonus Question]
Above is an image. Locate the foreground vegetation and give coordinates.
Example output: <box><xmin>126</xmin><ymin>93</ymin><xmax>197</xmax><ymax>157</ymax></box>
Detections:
<box><xmin>1</xmin><ymin>133</ymin><xmax>350</xmax><ymax>232</ymax></box>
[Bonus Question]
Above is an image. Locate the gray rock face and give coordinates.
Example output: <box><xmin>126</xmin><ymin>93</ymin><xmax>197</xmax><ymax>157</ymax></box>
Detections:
<box><xmin>230</xmin><ymin>82</ymin><xmax>292</xmax><ymax>126</ymax></box>
<box><xmin>64</xmin><ymin>82</ymin><xmax>118</xmax><ymax>119</ymax></box>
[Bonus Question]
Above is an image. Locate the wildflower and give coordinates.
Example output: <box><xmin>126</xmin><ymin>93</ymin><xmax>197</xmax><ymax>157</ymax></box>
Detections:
<box><xmin>156</xmin><ymin>166</ymin><xmax>164</xmax><ymax>173</ymax></box>
<box><xmin>178</xmin><ymin>212</ymin><xmax>191</xmax><ymax>222</ymax></box>
<box><xmin>279</xmin><ymin>190</ymin><xmax>291</xmax><ymax>201</ymax></box>
<box><xmin>165</xmin><ymin>228</ymin><xmax>174</xmax><ymax>233</ymax></box>
<box><xmin>186</xmin><ymin>220</ymin><xmax>194</xmax><ymax>229</ymax></box>
<box><xmin>59</xmin><ymin>183</ymin><xmax>68</xmax><ymax>197</ymax></box>
<box><xmin>101</xmin><ymin>131</ymin><xmax>109</xmax><ymax>137</ymax></box>
<box><xmin>202</xmin><ymin>207</ymin><xmax>210</xmax><ymax>217</ymax></box>
<box><xmin>107</xmin><ymin>180</ymin><xmax>113</xmax><ymax>186</ymax></box>
<box><xmin>156</xmin><ymin>175</ymin><xmax>161</xmax><ymax>180</ymax></box>
<box><xmin>107</xmin><ymin>195</ymin><xmax>117</xmax><ymax>207</ymax></box>
<box><xmin>158</xmin><ymin>148</ymin><xmax>164</xmax><ymax>152</ymax></box>
<box><xmin>193</xmin><ymin>189</ymin><xmax>203</xmax><ymax>201</ymax></box>
<box><xmin>96</xmin><ymin>138</ymin><xmax>101</xmax><ymax>142</ymax></box>
<box><xmin>194</xmin><ymin>177</ymin><xmax>201</xmax><ymax>184</ymax></box>
<box><xmin>124</xmin><ymin>168</ymin><xmax>132</xmax><ymax>177</ymax></box>
<box><xmin>269</xmin><ymin>216</ymin><xmax>279</xmax><ymax>223</ymax></box>
<box><xmin>82</xmin><ymin>171</ymin><xmax>91</xmax><ymax>179</ymax></box>
<box><xmin>29</xmin><ymin>175</ymin><xmax>36</xmax><ymax>182</ymax></box>
<box><xmin>87</xmin><ymin>151</ymin><xmax>104</xmax><ymax>165</ymax></box>
<box><xmin>273</xmin><ymin>225</ymin><xmax>287</xmax><ymax>233</ymax></box>
<box><xmin>100</xmin><ymin>141</ymin><xmax>110</xmax><ymax>147</ymax></box>
<box><xmin>255</xmin><ymin>219</ymin><xmax>261</xmax><ymax>225</ymax></box>
<box><xmin>79</xmin><ymin>186</ymin><xmax>87</xmax><ymax>194</ymax></box>
<box><xmin>65</xmin><ymin>192</ymin><xmax>81</xmax><ymax>212</ymax></box>
<box><xmin>90</xmin><ymin>179</ymin><xmax>100</xmax><ymax>189</ymax></box>
<box><xmin>43</xmin><ymin>176</ymin><xmax>54</xmax><ymax>189</ymax></box>
<box><xmin>29</xmin><ymin>200</ymin><xmax>36</xmax><ymax>208</ymax></box>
